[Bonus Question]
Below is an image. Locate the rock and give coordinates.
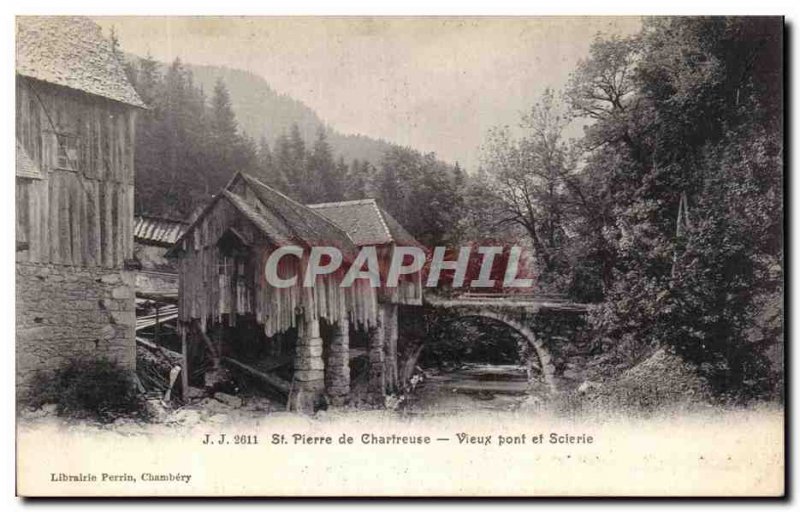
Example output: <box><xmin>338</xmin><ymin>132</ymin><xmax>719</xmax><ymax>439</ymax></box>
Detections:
<box><xmin>204</xmin><ymin>367</ymin><xmax>233</xmax><ymax>390</ymax></box>
<box><xmin>517</xmin><ymin>395</ymin><xmax>543</xmax><ymax>413</ymax></box>
<box><xmin>241</xmin><ymin>396</ymin><xmax>274</xmax><ymax>412</ymax></box>
<box><xmin>110</xmin><ymin>420</ymin><xmax>141</xmax><ymax>436</ymax></box>
<box><xmin>384</xmin><ymin>395</ymin><xmax>402</xmax><ymax>410</ymax></box>
<box><xmin>100</xmin><ymin>325</ymin><xmax>116</xmax><ymax>340</ymax></box>
<box><xmin>198</xmin><ymin>397</ymin><xmax>217</xmax><ymax>408</ymax></box>
<box><xmin>20</xmin><ymin>403</ymin><xmax>57</xmax><ymax>420</ymax></box>
<box><xmin>207</xmin><ymin>413</ymin><xmax>229</xmax><ymax>424</ymax></box>
<box><xmin>197</xmin><ymin>398</ymin><xmax>228</xmax><ymax>414</ymax></box>
<box><xmin>99</xmin><ymin>274</ymin><xmax>121</xmax><ymax>284</ymax></box>
<box><xmin>186</xmin><ymin>386</ymin><xmax>206</xmax><ymax>400</ymax></box>
<box><xmin>41</xmin><ymin>403</ymin><xmax>58</xmax><ymax>415</ymax></box>
<box><xmin>145</xmin><ymin>399</ymin><xmax>170</xmax><ymax>422</ymax></box>
<box><xmin>214</xmin><ymin>392</ymin><xmax>243</xmax><ymax>408</ymax></box>
<box><xmin>171</xmin><ymin>408</ymin><xmax>202</xmax><ymax>425</ymax></box>
<box><xmin>578</xmin><ymin>381</ymin><xmax>602</xmax><ymax>394</ymax></box>
<box><xmin>111</xmin><ymin>286</ymin><xmax>132</xmax><ymax>299</ymax></box>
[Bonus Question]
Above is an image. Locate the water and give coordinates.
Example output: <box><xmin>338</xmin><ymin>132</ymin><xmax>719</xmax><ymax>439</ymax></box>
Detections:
<box><xmin>402</xmin><ymin>363</ymin><xmax>532</xmax><ymax>415</ymax></box>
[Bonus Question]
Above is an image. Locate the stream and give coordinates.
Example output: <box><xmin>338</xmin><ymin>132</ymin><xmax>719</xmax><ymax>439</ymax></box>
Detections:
<box><xmin>402</xmin><ymin>363</ymin><xmax>533</xmax><ymax>414</ymax></box>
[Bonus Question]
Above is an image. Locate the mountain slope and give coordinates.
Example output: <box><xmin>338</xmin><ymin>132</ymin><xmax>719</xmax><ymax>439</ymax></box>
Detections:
<box><xmin>187</xmin><ymin>63</ymin><xmax>395</xmax><ymax>165</ymax></box>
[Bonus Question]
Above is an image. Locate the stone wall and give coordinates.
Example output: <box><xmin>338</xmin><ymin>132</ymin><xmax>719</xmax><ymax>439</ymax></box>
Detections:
<box><xmin>527</xmin><ymin>310</ymin><xmax>594</xmax><ymax>390</ymax></box>
<box><xmin>16</xmin><ymin>262</ymin><xmax>136</xmax><ymax>395</ymax></box>
<box><xmin>451</xmin><ymin>308</ymin><xmax>596</xmax><ymax>391</ymax></box>
<box><xmin>399</xmin><ymin>304</ymin><xmax>594</xmax><ymax>393</ymax></box>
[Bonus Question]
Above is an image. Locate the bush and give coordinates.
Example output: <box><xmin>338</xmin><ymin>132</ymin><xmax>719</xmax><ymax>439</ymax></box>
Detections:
<box><xmin>26</xmin><ymin>358</ymin><xmax>148</xmax><ymax>423</ymax></box>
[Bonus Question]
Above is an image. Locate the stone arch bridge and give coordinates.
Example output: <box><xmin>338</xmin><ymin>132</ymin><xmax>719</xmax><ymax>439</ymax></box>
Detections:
<box><xmin>422</xmin><ymin>293</ymin><xmax>592</xmax><ymax>392</ymax></box>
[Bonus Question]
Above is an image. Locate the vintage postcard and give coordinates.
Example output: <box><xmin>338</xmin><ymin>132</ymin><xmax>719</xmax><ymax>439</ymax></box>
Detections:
<box><xmin>14</xmin><ymin>15</ymin><xmax>784</xmax><ymax>497</ymax></box>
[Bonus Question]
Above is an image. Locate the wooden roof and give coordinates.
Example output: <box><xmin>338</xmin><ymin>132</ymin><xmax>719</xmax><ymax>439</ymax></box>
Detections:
<box><xmin>16</xmin><ymin>16</ymin><xmax>146</xmax><ymax>108</ymax></box>
<box><xmin>170</xmin><ymin>173</ymin><xmax>359</xmax><ymax>259</ymax></box>
<box><xmin>134</xmin><ymin>216</ymin><xmax>187</xmax><ymax>247</ymax></box>
<box><xmin>307</xmin><ymin>198</ymin><xmax>421</xmax><ymax>248</ymax></box>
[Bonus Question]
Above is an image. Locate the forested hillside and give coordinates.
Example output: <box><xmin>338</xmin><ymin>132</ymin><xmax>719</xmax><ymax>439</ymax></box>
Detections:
<box><xmin>188</xmin><ymin>64</ymin><xmax>396</xmax><ymax>166</ymax></box>
<box><xmin>118</xmin><ymin>52</ymin><xmax>469</xmax><ymax>250</ymax></box>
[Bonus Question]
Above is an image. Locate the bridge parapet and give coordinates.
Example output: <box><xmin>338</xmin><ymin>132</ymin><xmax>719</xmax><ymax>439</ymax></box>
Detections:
<box><xmin>424</xmin><ymin>293</ymin><xmax>589</xmax><ymax>314</ymax></box>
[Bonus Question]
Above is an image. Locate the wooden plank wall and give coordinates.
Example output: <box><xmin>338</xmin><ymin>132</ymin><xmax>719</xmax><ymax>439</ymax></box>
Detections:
<box><xmin>178</xmin><ymin>199</ymin><xmax>259</xmax><ymax>330</ymax></box>
<box><xmin>177</xmin><ymin>183</ymin><xmax>381</xmax><ymax>339</ymax></box>
<box><xmin>16</xmin><ymin>77</ymin><xmax>135</xmax><ymax>269</ymax></box>
<box><xmin>376</xmin><ymin>244</ymin><xmax>423</xmax><ymax>306</ymax></box>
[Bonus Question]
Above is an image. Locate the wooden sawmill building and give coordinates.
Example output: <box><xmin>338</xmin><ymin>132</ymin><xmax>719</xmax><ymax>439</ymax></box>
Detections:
<box><xmin>168</xmin><ymin>173</ymin><xmax>423</xmax><ymax>412</ymax></box>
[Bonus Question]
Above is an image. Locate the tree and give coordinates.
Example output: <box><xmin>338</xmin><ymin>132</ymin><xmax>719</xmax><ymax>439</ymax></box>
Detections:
<box><xmin>207</xmin><ymin>79</ymin><xmax>240</xmax><ymax>191</ymax></box>
<box><xmin>375</xmin><ymin>147</ymin><xmax>467</xmax><ymax>247</ymax></box>
<box><xmin>279</xmin><ymin>124</ymin><xmax>308</xmax><ymax>200</ymax></box>
<box><xmin>480</xmin><ymin>89</ymin><xmax>574</xmax><ymax>284</ymax></box>
<box><xmin>307</xmin><ymin>128</ymin><xmax>343</xmax><ymax>203</ymax></box>
<box><xmin>581</xmin><ymin>17</ymin><xmax>783</xmax><ymax>396</ymax></box>
<box><xmin>345</xmin><ymin>159</ymin><xmax>374</xmax><ymax>200</ymax></box>
<box><xmin>128</xmin><ymin>58</ymin><xmax>261</xmax><ymax>218</ymax></box>
<box><xmin>256</xmin><ymin>136</ymin><xmax>288</xmax><ymax>190</ymax></box>
<box><xmin>210</xmin><ymin>79</ymin><xmax>238</xmax><ymax>144</ymax></box>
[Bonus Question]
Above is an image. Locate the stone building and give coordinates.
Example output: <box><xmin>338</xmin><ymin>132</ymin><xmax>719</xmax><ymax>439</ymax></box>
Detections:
<box><xmin>15</xmin><ymin>17</ymin><xmax>146</xmax><ymax>393</ymax></box>
<box><xmin>168</xmin><ymin>173</ymin><xmax>422</xmax><ymax>412</ymax></box>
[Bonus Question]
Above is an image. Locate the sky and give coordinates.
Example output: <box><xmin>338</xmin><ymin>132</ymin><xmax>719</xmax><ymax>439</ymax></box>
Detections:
<box><xmin>96</xmin><ymin>16</ymin><xmax>642</xmax><ymax>170</ymax></box>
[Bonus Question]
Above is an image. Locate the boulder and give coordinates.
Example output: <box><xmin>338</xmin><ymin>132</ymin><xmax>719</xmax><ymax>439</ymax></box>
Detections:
<box><xmin>207</xmin><ymin>413</ymin><xmax>229</xmax><ymax>424</ymax></box>
<box><xmin>171</xmin><ymin>408</ymin><xmax>202</xmax><ymax>425</ymax></box>
<box><xmin>577</xmin><ymin>381</ymin><xmax>602</xmax><ymax>394</ymax></box>
<box><xmin>40</xmin><ymin>403</ymin><xmax>58</xmax><ymax>416</ymax></box>
<box><xmin>144</xmin><ymin>399</ymin><xmax>170</xmax><ymax>422</ymax></box>
<box><xmin>214</xmin><ymin>392</ymin><xmax>243</xmax><ymax>408</ymax></box>
<box><xmin>186</xmin><ymin>386</ymin><xmax>207</xmax><ymax>400</ymax></box>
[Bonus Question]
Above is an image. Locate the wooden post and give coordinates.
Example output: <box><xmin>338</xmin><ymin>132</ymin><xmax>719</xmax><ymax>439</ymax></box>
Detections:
<box><xmin>180</xmin><ymin>321</ymin><xmax>189</xmax><ymax>401</ymax></box>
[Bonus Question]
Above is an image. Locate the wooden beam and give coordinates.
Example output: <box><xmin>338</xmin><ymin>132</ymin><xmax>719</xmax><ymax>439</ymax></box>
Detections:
<box><xmin>192</xmin><ymin>319</ymin><xmax>220</xmax><ymax>362</ymax></box>
<box><xmin>180</xmin><ymin>322</ymin><xmax>189</xmax><ymax>402</ymax></box>
<box><xmin>135</xmin><ymin>336</ymin><xmax>182</xmax><ymax>363</ymax></box>
<box><xmin>221</xmin><ymin>357</ymin><xmax>291</xmax><ymax>395</ymax></box>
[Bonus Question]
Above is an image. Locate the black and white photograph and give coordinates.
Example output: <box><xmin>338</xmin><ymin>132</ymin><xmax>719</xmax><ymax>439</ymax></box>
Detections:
<box><xmin>10</xmin><ymin>10</ymin><xmax>786</xmax><ymax>498</ymax></box>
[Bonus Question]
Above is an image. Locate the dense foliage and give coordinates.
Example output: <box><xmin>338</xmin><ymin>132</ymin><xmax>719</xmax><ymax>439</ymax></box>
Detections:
<box><xmin>475</xmin><ymin>17</ymin><xmax>782</xmax><ymax>397</ymax></box>
<box><xmin>27</xmin><ymin>359</ymin><xmax>148</xmax><ymax>423</ymax></box>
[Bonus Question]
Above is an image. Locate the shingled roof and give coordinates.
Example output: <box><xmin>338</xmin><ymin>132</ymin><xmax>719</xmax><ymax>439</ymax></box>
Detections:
<box><xmin>170</xmin><ymin>173</ymin><xmax>359</xmax><ymax>260</ymax></box>
<box><xmin>134</xmin><ymin>216</ymin><xmax>187</xmax><ymax>247</ymax></box>
<box><xmin>16</xmin><ymin>16</ymin><xmax>146</xmax><ymax>108</ymax></box>
<box><xmin>307</xmin><ymin>199</ymin><xmax>421</xmax><ymax>248</ymax></box>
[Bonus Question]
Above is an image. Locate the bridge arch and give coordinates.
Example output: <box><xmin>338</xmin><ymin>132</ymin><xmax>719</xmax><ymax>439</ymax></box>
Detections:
<box><xmin>453</xmin><ymin>310</ymin><xmax>556</xmax><ymax>393</ymax></box>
